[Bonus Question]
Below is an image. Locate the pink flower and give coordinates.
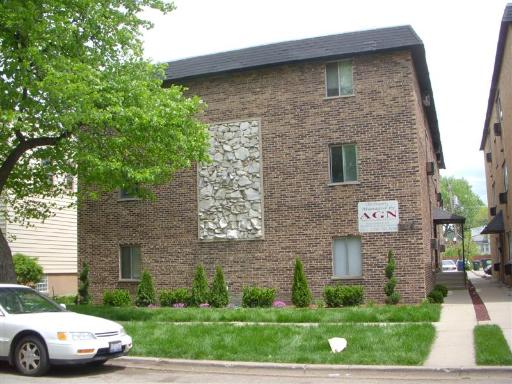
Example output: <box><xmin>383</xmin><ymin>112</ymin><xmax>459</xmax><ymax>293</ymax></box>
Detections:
<box><xmin>272</xmin><ymin>300</ymin><xmax>286</xmax><ymax>308</ymax></box>
<box><xmin>173</xmin><ymin>303</ymin><xmax>185</xmax><ymax>308</ymax></box>
<box><xmin>199</xmin><ymin>303</ymin><xmax>210</xmax><ymax>308</ymax></box>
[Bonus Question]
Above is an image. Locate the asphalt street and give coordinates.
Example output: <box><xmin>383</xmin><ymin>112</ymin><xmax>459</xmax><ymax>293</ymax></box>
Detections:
<box><xmin>1</xmin><ymin>360</ymin><xmax>511</xmax><ymax>384</ymax></box>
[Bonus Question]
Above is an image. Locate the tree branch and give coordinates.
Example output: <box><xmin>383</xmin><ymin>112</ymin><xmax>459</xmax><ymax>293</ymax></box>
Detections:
<box><xmin>0</xmin><ymin>130</ymin><xmax>73</xmax><ymax>195</ymax></box>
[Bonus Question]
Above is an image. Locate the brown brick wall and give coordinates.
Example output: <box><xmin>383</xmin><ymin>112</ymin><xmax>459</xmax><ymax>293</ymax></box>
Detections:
<box><xmin>78</xmin><ymin>50</ymin><xmax>441</xmax><ymax>303</ymax></box>
<box><xmin>482</xmin><ymin>24</ymin><xmax>512</xmax><ymax>285</ymax></box>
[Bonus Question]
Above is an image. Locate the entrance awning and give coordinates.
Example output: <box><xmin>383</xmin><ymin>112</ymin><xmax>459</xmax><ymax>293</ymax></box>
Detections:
<box><xmin>481</xmin><ymin>211</ymin><xmax>504</xmax><ymax>234</ymax></box>
<box><xmin>433</xmin><ymin>207</ymin><xmax>466</xmax><ymax>225</ymax></box>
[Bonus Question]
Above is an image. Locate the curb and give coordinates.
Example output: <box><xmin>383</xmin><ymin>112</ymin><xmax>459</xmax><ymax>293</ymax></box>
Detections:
<box><xmin>116</xmin><ymin>356</ymin><xmax>512</xmax><ymax>374</ymax></box>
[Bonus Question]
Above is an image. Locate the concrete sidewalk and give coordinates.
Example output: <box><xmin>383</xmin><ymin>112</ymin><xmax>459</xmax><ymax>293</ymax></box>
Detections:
<box><xmin>425</xmin><ymin>271</ymin><xmax>512</xmax><ymax>368</ymax></box>
<box><xmin>469</xmin><ymin>271</ymin><xmax>512</xmax><ymax>350</ymax></box>
<box><xmin>424</xmin><ymin>285</ymin><xmax>476</xmax><ymax>368</ymax></box>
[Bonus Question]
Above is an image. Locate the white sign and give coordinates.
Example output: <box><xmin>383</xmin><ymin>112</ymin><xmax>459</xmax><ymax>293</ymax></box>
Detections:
<box><xmin>358</xmin><ymin>201</ymin><xmax>399</xmax><ymax>233</ymax></box>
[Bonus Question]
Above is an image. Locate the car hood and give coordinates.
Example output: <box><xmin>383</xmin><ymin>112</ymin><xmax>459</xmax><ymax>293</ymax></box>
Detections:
<box><xmin>12</xmin><ymin>312</ymin><xmax>122</xmax><ymax>333</ymax></box>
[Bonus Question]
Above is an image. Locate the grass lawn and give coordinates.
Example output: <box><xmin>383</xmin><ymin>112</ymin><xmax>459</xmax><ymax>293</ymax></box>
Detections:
<box><xmin>123</xmin><ymin>322</ymin><xmax>435</xmax><ymax>365</ymax></box>
<box><xmin>69</xmin><ymin>303</ymin><xmax>440</xmax><ymax>323</ymax></box>
<box><xmin>474</xmin><ymin>325</ymin><xmax>512</xmax><ymax>365</ymax></box>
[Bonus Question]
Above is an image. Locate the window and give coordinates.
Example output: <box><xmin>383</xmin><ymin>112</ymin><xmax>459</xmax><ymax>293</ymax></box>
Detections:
<box><xmin>119</xmin><ymin>185</ymin><xmax>140</xmax><ymax>200</ymax></box>
<box><xmin>120</xmin><ymin>246</ymin><xmax>141</xmax><ymax>280</ymax></box>
<box><xmin>330</xmin><ymin>144</ymin><xmax>357</xmax><ymax>183</ymax></box>
<box><xmin>504</xmin><ymin>163</ymin><xmax>509</xmax><ymax>192</ymax></box>
<box><xmin>333</xmin><ymin>237</ymin><xmax>362</xmax><ymax>277</ymax></box>
<box><xmin>35</xmin><ymin>275</ymin><xmax>48</xmax><ymax>294</ymax></box>
<box><xmin>496</xmin><ymin>92</ymin><xmax>503</xmax><ymax>122</ymax></box>
<box><xmin>325</xmin><ymin>61</ymin><xmax>353</xmax><ymax>97</ymax></box>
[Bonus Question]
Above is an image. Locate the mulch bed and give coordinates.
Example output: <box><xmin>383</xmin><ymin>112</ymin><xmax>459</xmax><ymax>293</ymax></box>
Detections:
<box><xmin>467</xmin><ymin>280</ymin><xmax>491</xmax><ymax>321</ymax></box>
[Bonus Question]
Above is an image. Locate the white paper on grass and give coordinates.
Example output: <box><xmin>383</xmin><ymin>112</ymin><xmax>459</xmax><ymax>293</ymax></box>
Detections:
<box><xmin>328</xmin><ymin>337</ymin><xmax>347</xmax><ymax>353</ymax></box>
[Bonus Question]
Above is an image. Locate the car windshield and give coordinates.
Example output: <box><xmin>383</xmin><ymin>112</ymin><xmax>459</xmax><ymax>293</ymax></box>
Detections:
<box><xmin>0</xmin><ymin>287</ymin><xmax>64</xmax><ymax>314</ymax></box>
<box><xmin>443</xmin><ymin>260</ymin><xmax>455</xmax><ymax>266</ymax></box>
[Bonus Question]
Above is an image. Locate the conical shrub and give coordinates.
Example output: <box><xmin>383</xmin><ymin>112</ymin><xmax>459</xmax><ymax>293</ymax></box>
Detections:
<box><xmin>191</xmin><ymin>264</ymin><xmax>209</xmax><ymax>306</ymax></box>
<box><xmin>291</xmin><ymin>258</ymin><xmax>312</xmax><ymax>308</ymax></box>
<box><xmin>209</xmin><ymin>265</ymin><xmax>229</xmax><ymax>307</ymax></box>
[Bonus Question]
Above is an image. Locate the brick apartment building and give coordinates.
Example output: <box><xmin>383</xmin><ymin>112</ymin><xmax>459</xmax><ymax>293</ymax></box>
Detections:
<box><xmin>481</xmin><ymin>4</ymin><xmax>512</xmax><ymax>285</ymax></box>
<box><xmin>79</xmin><ymin>26</ymin><xmax>445</xmax><ymax>303</ymax></box>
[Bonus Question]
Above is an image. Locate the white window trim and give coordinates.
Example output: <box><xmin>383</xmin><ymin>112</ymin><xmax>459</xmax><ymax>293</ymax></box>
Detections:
<box><xmin>331</xmin><ymin>237</ymin><xmax>363</xmax><ymax>279</ymax></box>
<box><xmin>324</xmin><ymin>59</ymin><xmax>354</xmax><ymax>99</ymax></box>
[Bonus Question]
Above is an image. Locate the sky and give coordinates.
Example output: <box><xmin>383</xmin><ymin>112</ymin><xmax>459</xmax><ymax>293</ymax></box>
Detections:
<box><xmin>140</xmin><ymin>0</ymin><xmax>509</xmax><ymax>204</ymax></box>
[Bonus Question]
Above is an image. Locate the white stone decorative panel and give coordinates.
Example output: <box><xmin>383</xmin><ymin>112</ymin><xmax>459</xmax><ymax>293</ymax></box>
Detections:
<box><xmin>198</xmin><ymin>120</ymin><xmax>263</xmax><ymax>240</ymax></box>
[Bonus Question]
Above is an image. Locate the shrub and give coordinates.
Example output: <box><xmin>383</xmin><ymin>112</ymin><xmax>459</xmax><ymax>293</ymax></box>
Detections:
<box><xmin>209</xmin><ymin>265</ymin><xmax>229</xmax><ymax>308</ymax></box>
<box><xmin>103</xmin><ymin>289</ymin><xmax>132</xmax><ymax>306</ymax></box>
<box><xmin>190</xmin><ymin>264</ymin><xmax>209</xmax><ymax>306</ymax></box>
<box><xmin>135</xmin><ymin>270</ymin><xmax>156</xmax><ymax>307</ymax></box>
<box><xmin>77</xmin><ymin>261</ymin><xmax>90</xmax><ymax>304</ymax></box>
<box><xmin>384</xmin><ymin>250</ymin><xmax>401</xmax><ymax>305</ymax></box>
<box><xmin>291</xmin><ymin>258</ymin><xmax>312</xmax><ymax>308</ymax></box>
<box><xmin>159</xmin><ymin>288</ymin><xmax>191</xmax><ymax>307</ymax></box>
<box><xmin>242</xmin><ymin>287</ymin><xmax>276</xmax><ymax>308</ymax></box>
<box><xmin>427</xmin><ymin>289</ymin><xmax>444</xmax><ymax>304</ymax></box>
<box><xmin>12</xmin><ymin>253</ymin><xmax>43</xmax><ymax>287</ymax></box>
<box><xmin>53</xmin><ymin>295</ymin><xmax>77</xmax><ymax>306</ymax></box>
<box><xmin>323</xmin><ymin>285</ymin><xmax>364</xmax><ymax>307</ymax></box>
<box><xmin>433</xmin><ymin>284</ymin><xmax>448</xmax><ymax>298</ymax></box>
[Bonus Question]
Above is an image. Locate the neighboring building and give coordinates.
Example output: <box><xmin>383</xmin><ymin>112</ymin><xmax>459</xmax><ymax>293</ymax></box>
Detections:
<box><xmin>0</xmin><ymin>196</ymin><xmax>77</xmax><ymax>296</ymax></box>
<box><xmin>481</xmin><ymin>4</ymin><xmax>512</xmax><ymax>285</ymax></box>
<box><xmin>471</xmin><ymin>226</ymin><xmax>491</xmax><ymax>256</ymax></box>
<box><xmin>79</xmin><ymin>26</ymin><xmax>445</xmax><ymax>303</ymax></box>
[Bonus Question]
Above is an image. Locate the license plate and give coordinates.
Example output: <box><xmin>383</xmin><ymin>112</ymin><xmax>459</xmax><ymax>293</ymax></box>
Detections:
<box><xmin>109</xmin><ymin>341</ymin><xmax>122</xmax><ymax>353</ymax></box>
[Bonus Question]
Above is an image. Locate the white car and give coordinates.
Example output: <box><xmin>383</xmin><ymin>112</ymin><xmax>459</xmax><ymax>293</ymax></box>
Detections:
<box><xmin>0</xmin><ymin>284</ymin><xmax>132</xmax><ymax>376</ymax></box>
<box><xmin>442</xmin><ymin>259</ymin><xmax>457</xmax><ymax>272</ymax></box>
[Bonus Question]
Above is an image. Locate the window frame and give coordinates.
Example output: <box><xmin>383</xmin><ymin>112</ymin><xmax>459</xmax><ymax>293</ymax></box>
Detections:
<box><xmin>496</xmin><ymin>91</ymin><xmax>503</xmax><ymax>123</ymax></box>
<box><xmin>324</xmin><ymin>60</ymin><xmax>354</xmax><ymax>98</ymax></box>
<box><xmin>119</xmin><ymin>245</ymin><xmax>142</xmax><ymax>281</ymax></box>
<box><xmin>331</xmin><ymin>237</ymin><xmax>363</xmax><ymax>279</ymax></box>
<box><xmin>118</xmin><ymin>187</ymin><xmax>141</xmax><ymax>201</ymax></box>
<box><xmin>328</xmin><ymin>143</ymin><xmax>358</xmax><ymax>185</ymax></box>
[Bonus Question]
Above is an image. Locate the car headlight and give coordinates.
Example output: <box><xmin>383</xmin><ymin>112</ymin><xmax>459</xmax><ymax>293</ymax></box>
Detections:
<box><xmin>57</xmin><ymin>332</ymin><xmax>96</xmax><ymax>341</ymax></box>
<box><xmin>119</xmin><ymin>327</ymin><xmax>127</xmax><ymax>336</ymax></box>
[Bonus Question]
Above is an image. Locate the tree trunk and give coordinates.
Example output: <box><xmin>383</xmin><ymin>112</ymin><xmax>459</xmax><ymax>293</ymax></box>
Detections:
<box><xmin>0</xmin><ymin>228</ymin><xmax>16</xmax><ymax>283</ymax></box>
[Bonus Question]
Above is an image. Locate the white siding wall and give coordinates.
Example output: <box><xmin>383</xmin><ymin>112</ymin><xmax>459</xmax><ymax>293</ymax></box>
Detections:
<box><xmin>6</xmin><ymin>198</ymin><xmax>77</xmax><ymax>274</ymax></box>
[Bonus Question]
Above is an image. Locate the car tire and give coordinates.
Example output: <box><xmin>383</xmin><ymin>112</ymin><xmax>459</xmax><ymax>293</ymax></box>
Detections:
<box><xmin>13</xmin><ymin>335</ymin><xmax>50</xmax><ymax>376</ymax></box>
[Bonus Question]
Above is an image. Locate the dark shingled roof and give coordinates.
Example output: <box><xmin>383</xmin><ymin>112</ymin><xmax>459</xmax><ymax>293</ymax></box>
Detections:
<box><xmin>164</xmin><ymin>25</ymin><xmax>444</xmax><ymax>168</ymax></box>
<box><xmin>481</xmin><ymin>4</ymin><xmax>512</xmax><ymax>149</ymax></box>
<box><xmin>165</xmin><ymin>26</ymin><xmax>422</xmax><ymax>81</ymax></box>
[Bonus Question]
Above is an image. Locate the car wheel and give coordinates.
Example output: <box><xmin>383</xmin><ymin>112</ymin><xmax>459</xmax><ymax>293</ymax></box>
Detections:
<box><xmin>14</xmin><ymin>335</ymin><xmax>50</xmax><ymax>376</ymax></box>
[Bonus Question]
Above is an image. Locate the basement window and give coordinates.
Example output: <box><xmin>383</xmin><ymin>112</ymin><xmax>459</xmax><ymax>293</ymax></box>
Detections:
<box><xmin>332</xmin><ymin>237</ymin><xmax>362</xmax><ymax>278</ymax></box>
<box><xmin>120</xmin><ymin>246</ymin><xmax>141</xmax><ymax>280</ymax></box>
<box><xmin>325</xmin><ymin>60</ymin><xmax>353</xmax><ymax>97</ymax></box>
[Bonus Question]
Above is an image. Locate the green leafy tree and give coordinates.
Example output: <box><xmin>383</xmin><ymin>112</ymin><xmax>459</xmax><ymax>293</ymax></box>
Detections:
<box><xmin>209</xmin><ymin>265</ymin><xmax>229</xmax><ymax>308</ymax></box>
<box><xmin>0</xmin><ymin>1</ymin><xmax>209</xmax><ymax>282</ymax></box>
<box><xmin>12</xmin><ymin>253</ymin><xmax>43</xmax><ymax>287</ymax></box>
<box><xmin>78</xmin><ymin>261</ymin><xmax>90</xmax><ymax>304</ymax></box>
<box><xmin>191</xmin><ymin>264</ymin><xmax>209</xmax><ymax>306</ymax></box>
<box><xmin>440</xmin><ymin>177</ymin><xmax>485</xmax><ymax>229</ymax></box>
<box><xmin>136</xmin><ymin>270</ymin><xmax>156</xmax><ymax>307</ymax></box>
<box><xmin>384</xmin><ymin>250</ymin><xmax>400</xmax><ymax>305</ymax></box>
<box><xmin>291</xmin><ymin>258</ymin><xmax>312</xmax><ymax>308</ymax></box>
<box><xmin>440</xmin><ymin>177</ymin><xmax>486</xmax><ymax>258</ymax></box>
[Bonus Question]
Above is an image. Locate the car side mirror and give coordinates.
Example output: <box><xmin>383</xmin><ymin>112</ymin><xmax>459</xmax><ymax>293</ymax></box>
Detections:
<box><xmin>60</xmin><ymin>303</ymin><xmax>67</xmax><ymax>310</ymax></box>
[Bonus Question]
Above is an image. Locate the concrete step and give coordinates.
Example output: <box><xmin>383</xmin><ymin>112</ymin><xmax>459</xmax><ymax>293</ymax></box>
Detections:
<box><xmin>435</xmin><ymin>272</ymin><xmax>466</xmax><ymax>290</ymax></box>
